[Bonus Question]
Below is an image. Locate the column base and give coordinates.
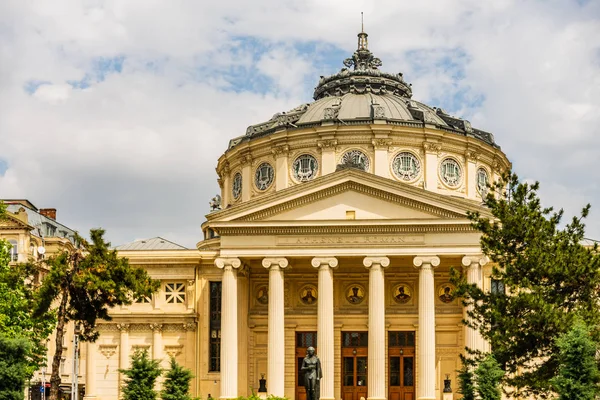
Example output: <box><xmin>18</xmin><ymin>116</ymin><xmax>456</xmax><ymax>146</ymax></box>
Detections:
<box><xmin>319</xmin><ymin>397</ymin><xmax>335</xmax><ymax>400</ymax></box>
<box><xmin>417</xmin><ymin>397</ymin><xmax>436</xmax><ymax>400</ymax></box>
<box><xmin>83</xmin><ymin>396</ymin><xmax>97</xmax><ymax>400</ymax></box>
<box><xmin>367</xmin><ymin>397</ymin><xmax>387</xmax><ymax>400</ymax></box>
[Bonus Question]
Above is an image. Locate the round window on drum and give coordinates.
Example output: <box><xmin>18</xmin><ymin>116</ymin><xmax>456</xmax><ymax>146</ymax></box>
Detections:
<box><xmin>392</xmin><ymin>152</ymin><xmax>421</xmax><ymax>181</ymax></box>
<box><xmin>292</xmin><ymin>154</ymin><xmax>319</xmax><ymax>182</ymax></box>
<box><xmin>340</xmin><ymin>150</ymin><xmax>370</xmax><ymax>171</ymax></box>
<box><xmin>254</xmin><ymin>162</ymin><xmax>274</xmax><ymax>191</ymax></box>
<box><xmin>476</xmin><ymin>167</ymin><xmax>489</xmax><ymax>195</ymax></box>
<box><xmin>439</xmin><ymin>158</ymin><xmax>462</xmax><ymax>187</ymax></box>
<box><xmin>232</xmin><ymin>172</ymin><xmax>242</xmax><ymax>199</ymax></box>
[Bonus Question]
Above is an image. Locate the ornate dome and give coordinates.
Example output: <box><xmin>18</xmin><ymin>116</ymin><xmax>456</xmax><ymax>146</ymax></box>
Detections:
<box><xmin>229</xmin><ymin>30</ymin><xmax>497</xmax><ymax>150</ymax></box>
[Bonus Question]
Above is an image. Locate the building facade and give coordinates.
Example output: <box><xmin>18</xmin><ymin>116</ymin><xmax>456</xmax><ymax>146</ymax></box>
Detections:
<box><xmin>2</xmin><ymin>29</ymin><xmax>511</xmax><ymax>400</ymax></box>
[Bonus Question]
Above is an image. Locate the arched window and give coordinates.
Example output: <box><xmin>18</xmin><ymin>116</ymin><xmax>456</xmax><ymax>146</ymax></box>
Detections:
<box><xmin>8</xmin><ymin>240</ymin><xmax>18</xmax><ymax>262</ymax></box>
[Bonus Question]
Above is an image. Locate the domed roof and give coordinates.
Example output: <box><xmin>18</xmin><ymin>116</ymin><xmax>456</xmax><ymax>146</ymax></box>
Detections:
<box><xmin>229</xmin><ymin>30</ymin><xmax>497</xmax><ymax>150</ymax></box>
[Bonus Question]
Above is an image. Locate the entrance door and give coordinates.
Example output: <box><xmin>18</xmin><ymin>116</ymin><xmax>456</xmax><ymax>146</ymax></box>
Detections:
<box><xmin>388</xmin><ymin>331</ymin><xmax>415</xmax><ymax>400</ymax></box>
<box><xmin>341</xmin><ymin>332</ymin><xmax>368</xmax><ymax>400</ymax></box>
<box><xmin>295</xmin><ymin>332</ymin><xmax>317</xmax><ymax>400</ymax></box>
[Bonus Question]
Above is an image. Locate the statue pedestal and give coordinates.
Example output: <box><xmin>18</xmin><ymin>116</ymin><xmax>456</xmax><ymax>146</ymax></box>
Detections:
<box><xmin>443</xmin><ymin>394</ymin><xmax>453</xmax><ymax>400</ymax></box>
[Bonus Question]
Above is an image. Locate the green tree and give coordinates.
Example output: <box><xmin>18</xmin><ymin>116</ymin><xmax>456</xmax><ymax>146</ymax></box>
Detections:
<box><xmin>34</xmin><ymin>229</ymin><xmax>160</xmax><ymax>400</ymax></box>
<box><xmin>550</xmin><ymin>319</ymin><xmax>600</xmax><ymax>399</ymax></box>
<box><xmin>0</xmin><ymin>335</ymin><xmax>33</xmax><ymax>400</ymax></box>
<box><xmin>120</xmin><ymin>349</ymin><xmax>162</xmax><ymax>400</ymax></box>
<box><xmin>161</xmin><ymin>357</ymin><xmax>193</xmax><ymax>400</ymax></box>
<box><xmin>475</xmin><ymin>354</ymin><xmax>504</xmax><ymax>400</ymax></box>
<box><xmin>0</xmin><ymin>203</ymin><xmax>55</xmax><ymax>389</ymax></box>
<box><xmin>451</xmin><ymin>172</ymin><xmax>600</xmax><ymax>397</ymax></box>
<box><xmin>457</xmin><ymin>355</ymin><xmax>475</xmax><ymax>400</ymax></box>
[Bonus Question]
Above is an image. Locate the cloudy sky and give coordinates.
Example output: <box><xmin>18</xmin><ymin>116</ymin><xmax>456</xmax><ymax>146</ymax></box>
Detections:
<box><xmin>1</xmin><ymin>0</ymin><xmax>599</xmax><ymax>248</ymax></box>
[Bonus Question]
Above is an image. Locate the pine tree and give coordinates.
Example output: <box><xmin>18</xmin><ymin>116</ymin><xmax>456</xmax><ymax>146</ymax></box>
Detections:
<box><xmin>161</xmin><ymin>357</ymin><xmax>193</xmax><ymax>400</ymax></box>
<box><xmin>457</xmin><ymin>355</ymin><xmax>475</xmax><ymax>400</ymax></box>
<box><xmin>550</xmin><ymin>320</ymin><xmax>600</xmax><ymax>400</ymax></box>
<box><xmin>475</xmin><ymin>354</ymin><xmax>504</xmax><ymax>400</ymax></box>
<box><xmin>120</xmin><ymin>349</ymin><xmax>162</xmax><ymax>400</ymax></box>
<box><xmin>451</xmin><ymin>172</ymin><xmax>600</xmax><ymax>397</ymax></box>
<box><xmin>33</xmin><ymin>229</ymin><xmax>160</xmax><ymax>400</ymax></box>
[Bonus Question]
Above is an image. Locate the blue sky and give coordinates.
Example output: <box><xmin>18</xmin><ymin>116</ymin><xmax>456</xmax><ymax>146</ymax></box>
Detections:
<box><xmin>1</xmin><ymin>1</ymin><xmax>599</xmax><ymax>246</ymax></box>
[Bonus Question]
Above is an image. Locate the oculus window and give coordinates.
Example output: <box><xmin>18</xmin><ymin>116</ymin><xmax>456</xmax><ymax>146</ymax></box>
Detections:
<box><xmin>254</xmin><ymin>162</ymin><xmax>274</xmax><ymax>191</ymax></box>
<box><xmin>292</xmin><ymin>154</ymin><xmax>319</xmax><ymax>182</ymax></box>
<box><xmin>392</xmin><ymin>152</ymin><xmax>420</xmax><ymax>181</ymax></box>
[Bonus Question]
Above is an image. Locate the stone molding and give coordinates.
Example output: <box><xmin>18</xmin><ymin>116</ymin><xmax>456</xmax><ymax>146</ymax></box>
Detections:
<box><xmin>116</xmin><ymin>323</ymin><xmax>130</xmax><ymax>333</ymax></box>
<box><xmin>149</xmin><ymin>323</ymin><xmax>163</xmax><ymax>332</ymax></box>
<box><xmin>413</xmin><ymin>256</ymin><xmax>441</xmax><ymax>268</ymax></box>
<box><xmin>262</xmin><ymin>257</ymin><xmax>289</xmax><ymax>270</ymax></box>
<box><xmin>311</xmin><ymin>257</ymin><xmax>339</xmax><ymax>269</ymax></box>
<box><xmin>215</xmin><ymin>257</ymin><xmax>242</xmax><ymax>270</ymax></box>
<box><xmin>164</xmin><ymin>345</ymin><xmax>184</xmax><ymax>358</ymax></box>
<box><xmin>363</xmin><ymin>256</ymin><xmax>390</xmax><ymax>268</ymax></box>
<box><xmin>215</xmin><ymin>223</ymin><xmax>474</xmax><ymax>236</ymax></box>
<box><xmin>99</xmin><ymin>344</ymin><xmax>117</xmax><ymax>359</ymax></box>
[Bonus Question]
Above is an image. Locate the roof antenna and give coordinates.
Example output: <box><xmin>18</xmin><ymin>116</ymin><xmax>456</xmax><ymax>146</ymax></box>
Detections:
<box><xmin>357</xmin><ymin>12</ymin><xmax>368</xmax><ymax>50</ymax></box>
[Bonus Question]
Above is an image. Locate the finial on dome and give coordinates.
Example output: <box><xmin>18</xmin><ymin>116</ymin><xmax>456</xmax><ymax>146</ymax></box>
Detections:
<box><xmin>343</xmin><ymin>15</ymin><xmax>382</xmax><ymax>71</ymax></box>
<box><xmin>358</xmin><ymin>12</ymin><xmax>368</xmax><ymax>50</ymax></box>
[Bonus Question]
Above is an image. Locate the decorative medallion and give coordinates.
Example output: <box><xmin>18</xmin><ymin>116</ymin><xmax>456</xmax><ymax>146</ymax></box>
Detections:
<box><xmin>256</xmin><ymin>285</ymin><xmax>268</xmax><ymax>305</ymax></box>
<box><xmin>476</xmin><ymin>167</ymin><xmax>489</xmax><ymax>195</ymax></box>
<box><xmin>292</xmin><ymin>154</ymin><xmax>319</xmax><ymax>182</ymax></box>
<box><xmin>438</xmin><ymin>284</ymin><xmax>455</xmax><ymax>303</ymax></box>
<box><xmin>392</xmin><ymin>284</ymin><xmax>412</xmax><ymax>304</ymax></box>
<box><xmin>254</xmin><ymin>162</ymin><xmax>274</xmax><ymax>191</ymax></box>
<box><xmin>345</xmin><ymin>284</ymin><xmax>366</xmax><ymax>305</ymax></box>
<box><xmin>392</xmin><ymin>152</ymin><xmax>421</xmax><ymax>181</ymax></box>
<box><xmin>439</xmin><ymin>158</ymin><xmax>462</xmax><ymax>187</ymax></box>
<box><xmin>340</xmin><ymin>150</ymin><xmax>370</xmax><ymax>171</ymax></box>
<box><xmin>232</xmin><ymin>172</ymin><xmax>242</xmax><ymax>199</ymax></box>
<box><xmin>299</xmin><ymin>284</ymin><xmax>318</xmax><ymax>305</ymax></box>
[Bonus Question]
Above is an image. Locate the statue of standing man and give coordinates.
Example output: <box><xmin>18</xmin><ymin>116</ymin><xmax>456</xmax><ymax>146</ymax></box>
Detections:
<box><xmin>301</xmin><ymin>346</ymin><xmax>322</xmax><ymax>400</ymax></box>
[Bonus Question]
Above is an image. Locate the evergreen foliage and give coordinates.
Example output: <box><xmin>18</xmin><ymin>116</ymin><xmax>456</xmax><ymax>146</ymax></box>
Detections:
<box><xmin>550</xmin><ymin>320</ymin><xmax>600</xmax><ymax>399</ymax></box>
<box><xmin>162</xmin><ymin>357</ymin><xmax>193</xmax><ymax>400</ymax></box>
<box><xmin>474</xmin><ymin>354</ymin><xmax>504</xmax><ymax>400</ymax></box>
<box><xmin>0</xmin><ymin>335</ymin><xmax>33</xmax><ymax>400</ymax></box>
<box><xmin>120</xmin><ymin>349</ymin><xmax>162</xmax><ymax>400</ymax></box>
<box><xmin>457</xmin><ymin>355</ymin><xmax>475</xmax><ymax>400</ymax></box>
<box><xmin>451</xmin><ymin>172</ymin><xmax>600</xmax><ymax>397</ymax></box>
<box><xmin>34</xmin><ymin>228</ymin><xmax>160</xmax><ymax>400</ymax></box>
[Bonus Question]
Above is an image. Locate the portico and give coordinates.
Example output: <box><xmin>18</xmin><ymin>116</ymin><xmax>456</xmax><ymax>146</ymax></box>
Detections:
<box><xmin>202</xmin><ymin>168</ymin><xmax>492</xmax><ymax>400</ymax></box>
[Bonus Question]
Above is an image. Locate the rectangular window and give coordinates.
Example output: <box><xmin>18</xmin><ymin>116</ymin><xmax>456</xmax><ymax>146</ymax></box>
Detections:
<box><xmin>9</xmin><ymin>240</ymin><xmax>17</xmax><ymax>262</ymax></box>
<box><xmin>209</xmin><ymin>281</ymin><xmax>222</xmax><ymax>372</ymax></box>
<box><xmin>165</xmin><ymin>283</ymin><xmax>186</xmax><ymax>304</ymax></box>
<box><xmin>491</xmin><ymin>279</ymin><xmax>505</xmax><ymax>295</ymax></box>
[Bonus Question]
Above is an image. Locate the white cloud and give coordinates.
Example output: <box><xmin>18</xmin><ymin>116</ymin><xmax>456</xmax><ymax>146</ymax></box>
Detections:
<box><xmin>0</xmin><ymin>0</ymin><xmax>599</xmax><ymax>246</ymax></box>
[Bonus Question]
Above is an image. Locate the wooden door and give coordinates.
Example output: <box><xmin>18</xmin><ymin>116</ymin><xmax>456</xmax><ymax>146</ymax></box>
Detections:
<box><xmin>341</xmin><ymin>332</ymin><xmax>368</xmax><ymax>400</ymax></box>
<box><xmin>388</xmin><ymin>332</ymin><xmax>415</xmax><ymax>400</ymax></box>
<box><xmin>295</xmin><ymin>332</ymin><xmax>317</xmax><ymax>400</ymax></box>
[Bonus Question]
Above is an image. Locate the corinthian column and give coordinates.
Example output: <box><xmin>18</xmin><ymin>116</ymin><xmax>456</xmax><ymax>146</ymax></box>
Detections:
<box><xmin>262</xmin><ymin>257</ymin><xmax>289</xmax><ymax>397</ymax></box>
<box><xmin>413</xmin><ymin>256</ymin><xmax>440</xmax><ymax>400</ymax></box>
<box><xmin>215</xmin><ymin>257</ymin><xmax>242</xmax><ymax>399</ymax></box>
<box><xmin>462</xmin><ymin>255</ymin><xmax>489</xmax><ymax>354</ymax></box>
<box><xmin>311</xmin><ymin>257</ymin><xmax>338</xmax><ymax>400</ymax></box>
<box><xmin>363</xmin><ymin>256</ymin><xmax>390</xmax><ymax>400</ymax></box>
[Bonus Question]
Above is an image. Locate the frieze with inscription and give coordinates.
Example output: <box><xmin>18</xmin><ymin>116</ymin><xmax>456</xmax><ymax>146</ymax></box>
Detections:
<box><xmin>277</xmin><ymin>234</ymin><xmax>424</xmax><ymax>247</ymax></box>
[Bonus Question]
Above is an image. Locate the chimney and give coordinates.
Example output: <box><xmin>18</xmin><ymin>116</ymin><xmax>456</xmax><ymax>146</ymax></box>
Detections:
<box><xmin>39</xmin><ymin>208</ymin><xmax>57</xmax><ymax>220</ymax></box>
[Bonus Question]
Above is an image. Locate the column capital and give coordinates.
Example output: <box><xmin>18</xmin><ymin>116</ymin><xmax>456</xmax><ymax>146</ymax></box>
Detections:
<box><xmin>311</xmin><ymin>257</ymin><xmax>338</xmax><ymax>269</ymax></box>
<box><xmin>149</xmin><ymin>323</ymin><xmax>163</xmax><ymax>332</ymax></box>
<box><xmin>413</xmin><ymin>255</ymin><xmax>440</xmax><ymax>268</ymax></box>
<box><xmin>116</xmin><ymin>323</ymin><xmax>130</xmax><ymax>333</ymax></box>
<box><xmin>363</xmin><ymin>256</ymin><xmax>390</xmax><ymax>268</ymax></box>
<box><xmin>262</xmin><ymin>257</ymin><xmax>289</xmax><ymax>270</ymax></box>
<box><xmin>215</xmin><ymin>257</ymin><xmax>241</xmax><ymax>270</ymax></box>
<box><xmin>462</xmin><ymin>255</ymin><xmax>489</xmax><ymax>267</ymax></box>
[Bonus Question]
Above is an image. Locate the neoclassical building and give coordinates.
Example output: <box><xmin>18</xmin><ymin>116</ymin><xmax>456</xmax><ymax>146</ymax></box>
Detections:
<box><xmin>2</xmin><ymin>29</ymin><xmax>511</xmax><ymax>400</ymax></box>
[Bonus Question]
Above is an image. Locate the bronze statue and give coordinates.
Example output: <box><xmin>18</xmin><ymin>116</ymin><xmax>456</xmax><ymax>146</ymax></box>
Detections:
<box><xmin>301</xmin><ymin>346</ymin><xmax>322</xmax><ymax>400</ymax></box>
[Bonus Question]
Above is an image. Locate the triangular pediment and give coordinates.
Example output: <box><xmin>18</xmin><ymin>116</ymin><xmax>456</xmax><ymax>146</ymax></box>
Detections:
<box><xmin>0</xmin><ymin>213</ymin><xmax>34</xmax><ymax>231</ymax></box>
<box><xmin>207</xmin><ymin>169</ymin><xmax>487</xmax><ymax>224</ymax></box>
